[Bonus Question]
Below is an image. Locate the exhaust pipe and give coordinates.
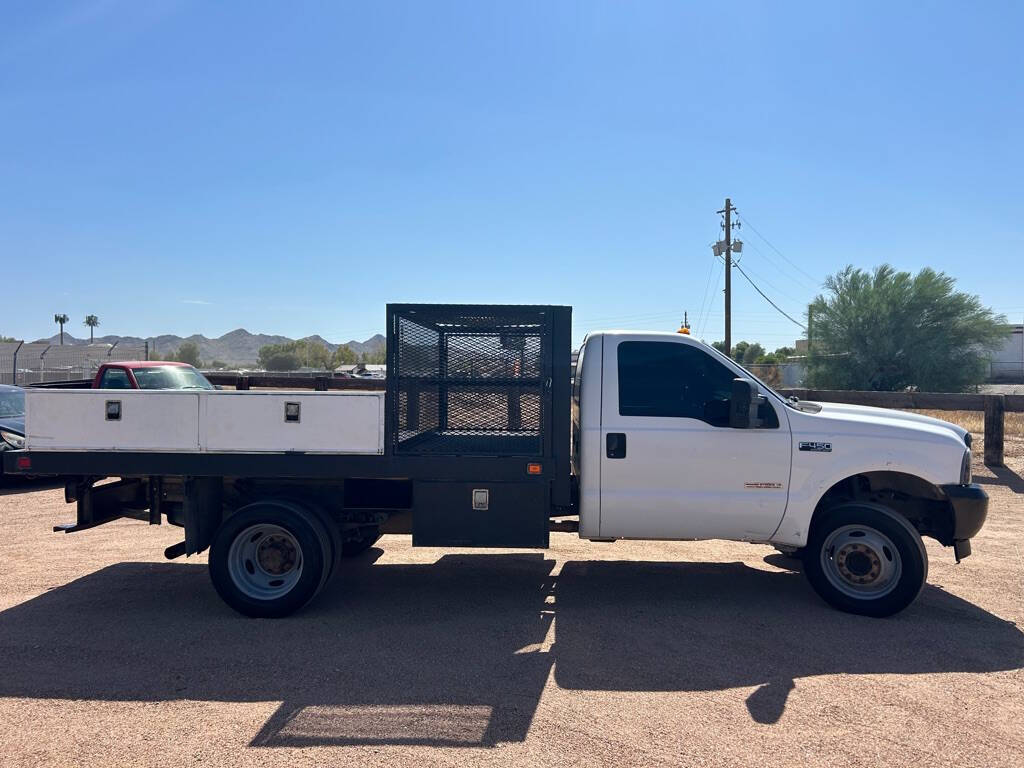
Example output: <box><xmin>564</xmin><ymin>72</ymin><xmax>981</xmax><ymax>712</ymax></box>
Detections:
<box><xmin>164</xmin><ymin>541</ymin><xmax>187</xmax><ymax>560</ymax></box>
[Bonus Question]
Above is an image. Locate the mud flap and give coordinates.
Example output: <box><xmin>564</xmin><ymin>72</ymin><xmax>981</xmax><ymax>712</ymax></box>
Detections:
<box><xmin>184</xmin><ymin>476</ymin><xmax>223</xmax><ymax>556</ymax></box>
<box><xmin>55</xmin><ymin>479</ymin><xmax>149</xmax><ymax>533</ymax></box>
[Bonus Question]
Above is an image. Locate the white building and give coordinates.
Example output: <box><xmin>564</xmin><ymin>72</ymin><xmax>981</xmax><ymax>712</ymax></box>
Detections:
<box><xmin>990</xmin><ymin>325</ymin><xmax>1024</xmax><ymax>381</ymax></box>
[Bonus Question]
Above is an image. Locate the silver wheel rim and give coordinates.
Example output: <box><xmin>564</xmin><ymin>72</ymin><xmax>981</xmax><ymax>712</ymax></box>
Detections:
<box><xmin>820</xmin><ymin>524</ymin><xmax>902</xmax><ymax>599</ymax></box>
<box><xmin>227</xmin><ymin>524</ymin><xmax>304</xmax><ymax>600</ymax></box>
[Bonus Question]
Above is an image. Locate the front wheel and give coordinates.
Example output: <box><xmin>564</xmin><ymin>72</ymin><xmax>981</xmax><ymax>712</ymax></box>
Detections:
<box><xmin>802</xmin><ymin>502</ymin><xmax>928</xmax><ymax>618</ymax></box>
<box><xmin>208</xmin><ymin>500</ymin><xmax>331</xmax><ymax>618</ymax></box>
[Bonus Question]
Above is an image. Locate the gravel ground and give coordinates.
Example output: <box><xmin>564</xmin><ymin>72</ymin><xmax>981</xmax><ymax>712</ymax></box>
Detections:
<box><xmin>0</xmin><ymin>455</ymin><xmax>1022</xmax><ymax>768</ymax></box>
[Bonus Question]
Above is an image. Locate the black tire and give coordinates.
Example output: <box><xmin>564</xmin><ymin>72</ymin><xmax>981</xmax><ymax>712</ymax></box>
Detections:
<box><xmin>341</xmin><ymin>526</ymin><xmax>381</xmax><ymax>557</ymax></box>
<box><xmin>208</xmin><ymin>500</ymin><xmax>329</xmax><ymax>618</ymax></box>
<box><xmin>303</xmin><ymin>502</ymin><xmax>341</xmax><ymax>586</ymax></box>
<box><xmin>802</xmin><ymin>502</ymin><xmax>928</xmax><ymax>618</ymax></box>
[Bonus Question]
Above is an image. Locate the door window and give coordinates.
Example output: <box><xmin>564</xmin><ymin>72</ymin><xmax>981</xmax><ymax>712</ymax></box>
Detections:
<box><xmin>617</xmin><ymin>341</ymin><xmax>778</xmax><ymax>428</ymax></box>
<box><xmin>99</xmin><ymin>367</ymin><xmax>133</xmax><ymax>389</ymax></box>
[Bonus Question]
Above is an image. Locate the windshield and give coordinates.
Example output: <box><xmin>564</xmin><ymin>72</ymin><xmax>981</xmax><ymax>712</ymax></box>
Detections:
<box><xmin>131</xmin><ymin>366</ymin><xmax>214</xmax><ymax>390</ymax></box>
<box><xmin>0</xmin><ymin>390</ymin><xmax>24</xmax><ymax>417</ymax></box>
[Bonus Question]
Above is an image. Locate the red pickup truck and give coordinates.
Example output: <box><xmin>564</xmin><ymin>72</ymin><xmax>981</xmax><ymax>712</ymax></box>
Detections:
<box><xmin>93</xmin><ymin>361</ymin><xmax>215</xmax><ymax>390</ymax></box>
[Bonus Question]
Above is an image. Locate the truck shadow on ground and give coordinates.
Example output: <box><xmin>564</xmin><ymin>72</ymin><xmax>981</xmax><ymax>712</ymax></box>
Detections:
<box><xmin>0</xmin><ymin>477</ymin><xmax>63</xmax><ymax>496</ymax></box>
<box><xmin>974</xmin><ymin>465</ymin><xmax>1024</xmax><ymax>494</ymax></box>
<box><xmin>0</xmin><ymin>553</ymin><xmax>1020</xmax><ymax>746</ymax></box>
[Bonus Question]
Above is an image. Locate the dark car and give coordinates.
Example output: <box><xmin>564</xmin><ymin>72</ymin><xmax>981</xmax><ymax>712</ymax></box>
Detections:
<box><xmin>0</xmin><ymin>384</ymin><xmax>25</xmax><ymax>453</ymax></box>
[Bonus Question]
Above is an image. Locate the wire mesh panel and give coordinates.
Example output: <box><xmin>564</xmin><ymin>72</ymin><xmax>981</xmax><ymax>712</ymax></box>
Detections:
<box><xmin>389</xmin><ymin>306</ymin><xmax>552</xmax><ymax>456</ymax></box>
<box><xmin>16</xmin><ymin>344</ymin><xmax>149</xmax><ymax>385</ymax></box>
<box><xmin>0</xmin><ymin>343</ymin><xmax>16</xmax><ymax>386</ymax></box>
<box><xmin>0</xmin><ymin>342</ymin><xmax>149</xmax><ymax>386</ymax></box>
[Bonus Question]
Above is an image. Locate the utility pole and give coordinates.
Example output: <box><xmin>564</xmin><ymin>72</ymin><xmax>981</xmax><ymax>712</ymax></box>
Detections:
<box><xmin>716</xmin><ymin>198</ymin><xmax>737</xmax><ymax>354</ymax></box>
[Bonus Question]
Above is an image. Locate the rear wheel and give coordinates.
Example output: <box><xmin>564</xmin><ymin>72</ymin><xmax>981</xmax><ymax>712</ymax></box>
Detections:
<box><xmin>209</xmin><ymin>500</ymin><xmax>330</xmax><ymax>618</ymax></box>
<box><xmin>802</xmin><ymin>502</ymin><xmax>927</xmax><ymax>618</ymax></box>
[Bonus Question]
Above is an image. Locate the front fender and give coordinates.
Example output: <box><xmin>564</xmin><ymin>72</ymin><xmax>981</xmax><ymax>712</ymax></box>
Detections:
<box><xmin>771</xmin><ymin>458</ymin><xmax>957</xmax><ymax>548</ymax></box>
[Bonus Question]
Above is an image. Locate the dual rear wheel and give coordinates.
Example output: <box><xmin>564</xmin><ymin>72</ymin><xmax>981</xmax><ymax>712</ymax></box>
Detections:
<box><xmin>209</xmin><ymin>500</ymin><xmax>369</xmax><ymax>618</ymax></box>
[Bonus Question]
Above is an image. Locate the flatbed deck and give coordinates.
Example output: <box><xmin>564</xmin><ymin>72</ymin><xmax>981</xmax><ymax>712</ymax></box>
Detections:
<box><xmin>5</xmin><ymin>448</ymin><xmax>551</xmax><ymax>483</ymax></box>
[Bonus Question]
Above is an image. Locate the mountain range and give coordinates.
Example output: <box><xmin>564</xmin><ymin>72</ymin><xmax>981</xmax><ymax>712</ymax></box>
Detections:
<box><xmin>32</xmin><ymin>329</ymin><xmax>386</xmax><ymax>366</ymax></box>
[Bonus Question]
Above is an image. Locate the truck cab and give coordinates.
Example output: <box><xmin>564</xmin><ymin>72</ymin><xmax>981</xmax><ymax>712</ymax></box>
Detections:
<box><xmin>92</xmin><ymin>361</ymin><xmax>215</xmax><ymax>390</ymax></box>
<box><xmin>575</xmin><ymin>332</ymin><xmax>791</xmax><ymax>542</ymax></box>
<box><xmin>574</xmin><ymin>331</ymin><xmax>986</xmax><ymax>616</ymax></box>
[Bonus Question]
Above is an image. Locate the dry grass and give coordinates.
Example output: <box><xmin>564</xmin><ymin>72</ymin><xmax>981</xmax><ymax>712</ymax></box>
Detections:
<box><xmin>909</xmin><ymin>409</ymin><xmax>1024</xmax><ymax>459</ymax></box>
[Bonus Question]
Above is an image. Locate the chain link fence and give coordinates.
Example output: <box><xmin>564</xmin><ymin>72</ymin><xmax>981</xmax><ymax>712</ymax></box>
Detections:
<box><xmin>0</xmin><ymin>342</ymin><xmax>149</xmax><ymax>386</ymax></box>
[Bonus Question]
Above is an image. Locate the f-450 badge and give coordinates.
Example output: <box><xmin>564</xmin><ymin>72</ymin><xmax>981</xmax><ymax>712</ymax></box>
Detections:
<box><xmin>799</xmin><ymin>441</ymin><xmax>833</xmax><ymax>452</ymax></box>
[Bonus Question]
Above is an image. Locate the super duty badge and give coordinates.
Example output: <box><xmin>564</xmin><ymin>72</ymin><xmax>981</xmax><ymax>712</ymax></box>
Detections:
<box><xmin>799</xmin><ymin>441</ymin><xmax>832</xmax><ymax>452</ymax></box>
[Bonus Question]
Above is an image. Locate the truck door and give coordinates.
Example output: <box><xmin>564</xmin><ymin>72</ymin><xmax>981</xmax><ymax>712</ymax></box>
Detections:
<box><xmin>598</xmin><ymin>336</ymin><xmax>791</xmax><ymax>541</ymax></box>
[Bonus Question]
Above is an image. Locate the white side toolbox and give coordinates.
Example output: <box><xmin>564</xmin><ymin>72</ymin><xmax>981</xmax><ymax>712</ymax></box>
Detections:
<box><xmin>26</xmin><ymin>389</ymin><xmax>201</xmax><ymax>452</ymax></box>
<box><xmin>201</xmin><ymin>391</ymin><xmax>384</xmax><ymax>454</ymax></box>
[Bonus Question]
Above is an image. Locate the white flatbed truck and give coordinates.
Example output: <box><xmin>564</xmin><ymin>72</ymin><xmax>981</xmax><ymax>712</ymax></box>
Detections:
<box><xmin>2</xmin><ymin>304</ymin><xmax>987</xmax><ymax>618</ymax></box>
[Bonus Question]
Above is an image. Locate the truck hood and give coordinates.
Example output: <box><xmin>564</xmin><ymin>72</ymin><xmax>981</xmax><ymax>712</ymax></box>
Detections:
<box><xmin>0</xmin><ymin>415</ymin><xmax>24</xmax><ymax>436</ymax></box>
<box><xmin>805</xmin><ymin>401</ymin><xmax>969</xmax><ymax>444</ymax></box>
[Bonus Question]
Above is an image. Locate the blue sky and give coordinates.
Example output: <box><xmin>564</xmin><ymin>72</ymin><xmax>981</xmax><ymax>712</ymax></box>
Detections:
<box><xmin>2</xmin><ymin>1</ymin><xmax>1022</xmax><ymax>348</ymax></box>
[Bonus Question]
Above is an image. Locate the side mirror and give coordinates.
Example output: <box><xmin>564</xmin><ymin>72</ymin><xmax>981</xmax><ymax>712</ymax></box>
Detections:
<box><xmin>729</xmin><ymin>377</ymin><xmax>764</xmax><ymax>429</ymax></box>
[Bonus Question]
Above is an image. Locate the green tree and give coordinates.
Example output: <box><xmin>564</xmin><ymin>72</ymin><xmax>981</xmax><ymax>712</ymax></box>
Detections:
<box><xmin>360</xmin><ymin>346</ymin><xmax>386</xmax><ymax>365</ymax></box>
<box><xmin>54</xmin><ymin>313</ymin><xmax>69</xmax><ymax>344</ymax></box>
<box><xmin>172</xmin><ymin>341</ymin><xmax>202</xmax><ymax>367</ymax></box>
<box><xmin>83</xmin><ymin>314</ymin><xmax>100</xmax><ymax>343</ymax></box>
<box><xmin>330</xmin><ymin>344</ymin><xmax>357</xmax><ymax>368</ymax></box>
<box><xmin>806</xmin><ymin>264</ymin><xmax>1007</xmax><ymax>392</ymax></box>
<box><xmin>298</xmin><ymin>340</ymin><xmax>331</xmax><ymax>369</ymax></box>
<box><xmin>257</xmin><ymin>340</ymin><xmax>332</xmax><ymax>371</ymax></box>
<box><xmin>260</xmin><ymin>350</ymin><xmax>301</xmax><ymax>371</ymax></box>
<box><xmin>741</xmin><ymin>343</ymin><xmax>765</xmax><ymax>365</ymax></box>
<box><xmin>754</xmin><ymin>346</ymin><xmax>797</xmax><ymax>365</ymax></box>
<box><xmin>710</xmin><ymin>340</ymin><xmax>766</xmax><ymax>364</ymax></box>
<box><xmin>0</xmin><ymin>334</ymin><xmax>16</xmax><ymax>343</ymax></box>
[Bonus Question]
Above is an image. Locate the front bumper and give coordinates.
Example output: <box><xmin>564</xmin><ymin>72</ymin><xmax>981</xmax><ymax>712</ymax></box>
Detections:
<box><xmin>940</xmin><ymin>483</ymin><xmax>989</xmax><ymax>561</ymax></box>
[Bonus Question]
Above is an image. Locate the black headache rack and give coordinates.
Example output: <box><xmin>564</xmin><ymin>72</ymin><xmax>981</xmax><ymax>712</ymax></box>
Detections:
<box><xmin>387</xmin><ymin>304</ymin><xmax>572</xmax><ymax>547</ymax></box>
<box><xmin>389</xmin><ymin>304</ymin><xmax>555</xmax><ymax>457</ymax></box>
<box><xmin>3</xmin><ymin>304</ymin><xmax>573</xmax><ymax>550</ymax></box>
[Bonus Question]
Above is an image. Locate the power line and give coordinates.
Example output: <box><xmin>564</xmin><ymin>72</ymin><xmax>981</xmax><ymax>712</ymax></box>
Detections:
<box><xmin>733</xmin><ymin>261</ymin><xmax>807</xmax><ymax>330</ymax></box>
<box><xmin>693</xmin><ymin>246</ymin><xmax>719</xmax><ymax>339</ymax></box>
<box><xmin>731</xmin><ymin>258</ymin><xmax>807</xmax><ymax>308</ymax></box>
<box><xmin>734</xmin><ymin>210</ymin><xmax>819</xmax><ymax>285</ymax></box>
<box><xmin>695</xmin><ymin>252</ymin><xmax>717</xmax><ymax>327</ymax></box>
<box><xmin>697</xmin><ymin>258</ymin><xmax>724</xmax><ymax>338</ymax></box>
<box><xmin>739</xmin><ymin>236</ymin><xmax>820</xmax><ymax>293</ymax></box>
